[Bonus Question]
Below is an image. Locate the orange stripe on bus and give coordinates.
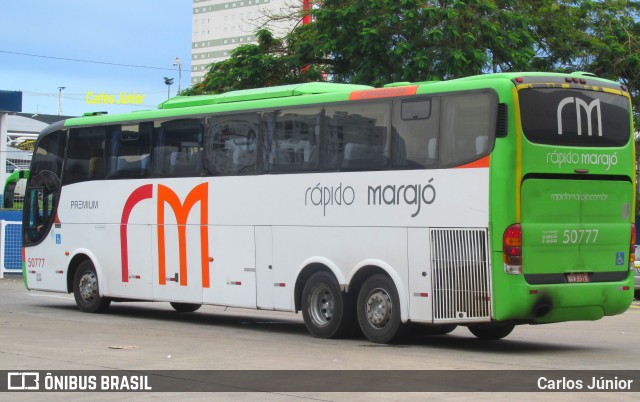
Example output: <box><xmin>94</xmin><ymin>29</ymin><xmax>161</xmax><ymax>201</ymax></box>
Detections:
<box><xmin>349</xmin><ymin>85</ymin><xmax>418</xmax><ymax>101</ymax></box>
<box><xmin>455</xmin><ymin>155</ymin><xmax>490</xmax><ymax>169</ymax></box>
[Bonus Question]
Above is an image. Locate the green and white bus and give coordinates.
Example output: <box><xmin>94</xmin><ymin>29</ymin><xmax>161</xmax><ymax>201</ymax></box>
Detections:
<box><xmin>2</xmin><ymin>169</ymin><xmax>29</xmax><ymax>209</ymax></box>
<box><xmin>22</xmin><ymin>72</ymin><xmax>635</xmax><ymax>343</ymax></box>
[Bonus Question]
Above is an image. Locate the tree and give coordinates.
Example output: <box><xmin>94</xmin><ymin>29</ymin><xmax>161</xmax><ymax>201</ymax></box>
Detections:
<box><xmin>185</xmin><ymin>0</ymin><xmax>539</xmax><ymax>93</ymax></box>
<box><xmin>185</xmin><ymin>0</ymin><xmax>640</xmax><ymax>101</ymax></box>
<box><xmin>182</xmin><ymin>29</ymin><xmax>325</xmax><ymax>95</ymax></box>
<box><xmin>529</xmin><ymin>1</ymin><xmax>640</xmax><ymax>121</ymax></box>
<box><xmin>302</xmin><ymin>0</ymin><xmax>536</xmax><ymax>86</ymax></box>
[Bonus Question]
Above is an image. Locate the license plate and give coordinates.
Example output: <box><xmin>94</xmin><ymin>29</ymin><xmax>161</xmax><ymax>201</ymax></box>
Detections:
<box><xmin>566</xmin><ymin>273</ymin><xmax>590</xmax><ymax>283</ymax></box>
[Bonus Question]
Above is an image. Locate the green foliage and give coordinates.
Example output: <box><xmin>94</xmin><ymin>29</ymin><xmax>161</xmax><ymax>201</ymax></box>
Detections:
<box><xmin>300</xmin><ymin>0</ymin><xmax>537</xmax><ymax>86</ymax></box>
<box><xmin>181</xmin><ymin>29</ymin><xmax>325</xmax><ymax>95</ymax></box>
<box><xmin>184</xmin><ymin>0</ymin><xmax>640</xmax><ymax>126</ymax></box>
<box><xmin>529</xmin><ymin>1</ymin><xmax>640</xmax><ymax>125</ymax></box>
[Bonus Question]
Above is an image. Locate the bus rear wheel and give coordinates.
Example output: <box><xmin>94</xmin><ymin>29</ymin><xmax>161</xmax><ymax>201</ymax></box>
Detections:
<box><xmin>468</xmin><ymin>322</ymin><xmax>515</xmax><ymax>340</ymax></box>
<box><xmin>301</xmin><ymin>271</ymin><xmax>356</xmax><ymax>339</ymax></box>
<box><xmin>357</xmin><ymin>274</ymin><xmax>404</xmax><ymax>344</ymax></box>
<box><xmin>73</xmin><ymin>260</ymin><xmax>110</xmax><ymax>313</ymax></box>
<box><xmin>170</xmin><ymin>302</ymin><xmax>201</xmax><ymax>313</ymax></box>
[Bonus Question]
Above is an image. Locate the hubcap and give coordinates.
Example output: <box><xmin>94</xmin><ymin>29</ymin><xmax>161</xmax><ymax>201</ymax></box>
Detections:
<box><xmin>365</xmin><ymin>288</ymin><xmax>392</xmax><ymax>329</ymax></box>
<box><xmin>309</xmin><ymin>285</ymin><xmax>334</xmax><ymax>327</ymax></box>
<box><xmin>78</xmin><ymin>271</ymin><xmax>97</xmax><ymax>302</ymax></box>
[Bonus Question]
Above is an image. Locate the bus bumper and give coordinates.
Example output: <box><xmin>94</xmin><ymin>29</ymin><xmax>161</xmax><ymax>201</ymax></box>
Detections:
<box><xmin>492</xmin><ymin>271</ymin><xmax>634</xmax><ymax>324</ymax></box>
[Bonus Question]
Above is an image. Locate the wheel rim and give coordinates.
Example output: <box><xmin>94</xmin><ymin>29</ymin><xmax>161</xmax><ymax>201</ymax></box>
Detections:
<box><xmin>78</xmin><ymin>271</ymin><xmax>98</xmax><ymax>302</ymax></box>
<box><xmin>365</xmin><ymin>288</ymin><xmax>392</xmax><ymax>329</ymax></box>
<box><xmin>308</xmin><ymin>284</ymin><xmax>334</xmax><ymax>327</ymax></box>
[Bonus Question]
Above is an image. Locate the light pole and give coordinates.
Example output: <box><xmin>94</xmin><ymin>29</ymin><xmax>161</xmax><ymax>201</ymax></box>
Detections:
<box><xmin>57</xmin><ymin>86</ymin><xmax>65</xmax><ymax>115</ymax></box>
<box><xmin>164</xmin><ymin>77</ymin><xmax>174</xmax><ymax>99</ymax></box>
<box><xmin>173</xmin><ymin>57</ymin><xmax>182</xmax><ymax>94</ymax></box>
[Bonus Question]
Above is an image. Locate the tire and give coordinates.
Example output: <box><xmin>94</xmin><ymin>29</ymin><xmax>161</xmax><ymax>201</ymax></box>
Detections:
<box><xmin>357</xmin><ymin>274</ymin><xmax>404</xmax><ymax>344</ymax></box>
<box><xmin>73</xmin><ymin>260</ymin><xmax>110</xmax><ymax>313</ymax></box>
<box><xmin>418</xmin><ymin>324</ymin><xmax>457</xmax><ymax>336</ymax></box>
<box><xmin>170</xmin><ymin>302</ymin><xmax>202</xmax><ymax>313</ymax></box>
<box><xmin>635</xmin><ymin>290</ymin><xmax>640</xmax><ymax>300</ymax></box>
<box><xmin>301</xmin><ymin>271</ymin><xmax>357</xmax><ymax>339</ymax></box>
<box><xmin>468</xmin><ymin>322</ymin><xmax>515</xmax><ymax>340</ymax></box>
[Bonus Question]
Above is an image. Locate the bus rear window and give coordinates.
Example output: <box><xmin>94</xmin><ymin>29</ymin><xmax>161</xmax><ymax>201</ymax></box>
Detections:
<box><xmin>519</xmin><ymin>88</ymin><xmax>630</xmax><ymax>147</ymax></box>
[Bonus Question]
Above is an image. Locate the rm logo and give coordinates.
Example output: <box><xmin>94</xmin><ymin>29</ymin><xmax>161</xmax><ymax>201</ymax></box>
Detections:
<box><xmin>557</xmin><ymin>97</ymin><xmax>602</xmax><ymax>137</ymax></box>
<box><xmin>120</xmin><ymin>183</ymin><xmax>210</xmax><ymax>288</ymax></box>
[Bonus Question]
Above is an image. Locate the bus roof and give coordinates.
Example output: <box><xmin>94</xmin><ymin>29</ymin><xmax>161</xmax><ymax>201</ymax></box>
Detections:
<box><xmin>58</xmin><ymin>72</ymin><xmax>625</xmax><ymax>130</ymax></box>
<box><xmin>157</xmin><ymin>82</ymin><xmax>373</xmax><ymax>109</ymax></box>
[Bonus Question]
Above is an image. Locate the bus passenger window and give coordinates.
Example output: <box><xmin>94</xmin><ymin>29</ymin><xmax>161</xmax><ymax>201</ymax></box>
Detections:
<box><xmin>439</xmin><ymin>92</ymin><xmax>497</xmax><ymax>168</ymax></box>
<box><xmin>63</xmin><ymin>127</ymin><xmax>106</xmax><ymax>184</ymax></box>
<box><xmin>153</xmin><ymin>119</ymin><xmax>203</xmax><ymax>177</ymax></box>
<box><xmin>324</xmin><ymin>102</ymin><xmax>389</xmax><ymax>171</ymax></box>
<box><xmin>204</xmin><ymin>114</ymin><xmax>260</xmax><ymax>176</ymax></box>
<box><xmin>391</xmin><ymin>98</ymin><xmax>439</xmax><ymax>169</ymax></box>
<box><xmin>107</xmin><ymin>123</ymin><xmax>151</xmax><ymax>179</ymax></box>
<box><xmin>269</xmin><ymin>108</ymin><xmax>322</xmax><ymax>172</ymax></box>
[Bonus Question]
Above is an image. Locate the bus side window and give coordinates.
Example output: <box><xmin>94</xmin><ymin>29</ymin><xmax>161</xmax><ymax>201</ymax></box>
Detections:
<box><xmin>153</xmin><ymin>119</ymin><xmax>203</xmax><ymax>177</ymax></box>
<box><xmin>324</xmin><ymin>102</ymin><xmax>390</xmax><ymax>171</ymax></box>
<box><xmin>63</xmin><ymin>127</ymin><xmax>106</xmax><ymax>184</ymax></box>
<box><xmin>268</xmin><ymin>107</ymin><xmax>322</xmax><ymax>172</ymax></box>
<box><xmin>107</xmin><ymin>123</ymin><xmax>151</xmax><ymax>179</ymax></box>
<box><xmin>391</xmin><ymin>97</ymin><xmax>438</xmax><ymax>169</ymax></box>
<box><xmin>204</xmin><ymin>114</ymin><xmax>260</xmax><ymax>176</ymax></box>
<box><xmin>439</xmin><ymin>92</ymin><xmax>496</xmax><ymax>168</ymax></box>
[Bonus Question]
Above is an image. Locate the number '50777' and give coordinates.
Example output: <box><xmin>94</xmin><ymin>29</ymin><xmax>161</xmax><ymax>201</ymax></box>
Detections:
<box><xmin>27</xmin><ymin>258</ymin><xmax>45</xmax><ymax>268</ymax></box>
<box><xmin>562</xmin><ymin>229</ymin><xmax>598</xmax><ymax>244</ymax></box>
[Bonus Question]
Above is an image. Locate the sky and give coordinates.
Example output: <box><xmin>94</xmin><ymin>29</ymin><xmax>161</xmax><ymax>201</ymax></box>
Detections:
<box><xmin>0</xmin><ymin>0</ymin><xmax>193</xmax><ymax>117</ymax></box>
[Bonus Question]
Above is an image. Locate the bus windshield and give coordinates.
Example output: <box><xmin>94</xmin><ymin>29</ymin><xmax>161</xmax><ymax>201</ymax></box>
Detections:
<box><xmin>519</xmin><ymin>88</ymin><xmax>630</xmax><ymax>147</ymax></box>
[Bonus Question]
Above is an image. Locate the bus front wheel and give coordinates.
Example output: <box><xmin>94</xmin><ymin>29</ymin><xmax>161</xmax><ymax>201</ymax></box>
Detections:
<box><xmin>468</xmin><ymin>322</ymin><xmax>515</xmax><ymax>340</ymax></box>
<box><xmin>73</xmin><ymin>260</ymin><xmax>111</xmax><ymax>313</ymax></box>
<box><xmin>301</xmin><ymin>271</ymin><xmax>356</xmax><ymax>339</ymax></box>
<box><xmin>357</xmin><ymin>274</ymin><xmax>404</xmax><ymax>343</ymax></box>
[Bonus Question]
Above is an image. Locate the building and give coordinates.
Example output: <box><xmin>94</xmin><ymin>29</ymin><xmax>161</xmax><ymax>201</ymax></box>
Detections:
<box><xmin>191</xmin><ymin>0</ymin><xmax>300</xmax><ymax>84</ymax></box>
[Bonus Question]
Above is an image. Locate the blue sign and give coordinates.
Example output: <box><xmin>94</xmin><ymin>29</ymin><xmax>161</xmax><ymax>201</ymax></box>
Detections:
<box><xmin>0</xmin><ymin>90</ymin><xmax>22</xmax><ymax>112</ymax></box>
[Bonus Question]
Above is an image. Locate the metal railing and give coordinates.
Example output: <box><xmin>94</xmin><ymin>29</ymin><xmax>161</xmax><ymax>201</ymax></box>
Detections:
<box><xmin>0</xmin><ymin>220</ymin><xmax>22</xmax><ymax>278</ymax></box>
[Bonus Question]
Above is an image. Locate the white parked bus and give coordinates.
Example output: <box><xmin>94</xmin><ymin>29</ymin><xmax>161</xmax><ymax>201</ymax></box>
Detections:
<box><xmin>22</xmin><ymin>74</ymin><xmax>636</xmax><ymax>343</ymax></box>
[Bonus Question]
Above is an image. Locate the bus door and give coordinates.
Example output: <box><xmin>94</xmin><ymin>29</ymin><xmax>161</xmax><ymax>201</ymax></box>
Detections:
<box><xmin>152</xmin><ymin>181</ymin><xmax>207</xmax><ymax>304</ymax></box>
<box><xmin>203</xmin><ymin>226</ymin><xmax>256</xmax><ymax>308</ymax></box>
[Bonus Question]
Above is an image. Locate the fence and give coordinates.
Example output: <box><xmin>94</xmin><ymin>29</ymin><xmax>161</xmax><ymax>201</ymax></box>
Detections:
<box><xmin>0</xmin><ymin>220</ymin><xmax>22</xmax><ymax>278</ymax></box>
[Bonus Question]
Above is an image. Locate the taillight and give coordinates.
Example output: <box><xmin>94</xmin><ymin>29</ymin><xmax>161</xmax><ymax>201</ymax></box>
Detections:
<box><xmin>630</xmin><ymin>224</ymin><xmax>636</xmax><ymax>267</ymax></box>
<box><xmin>503</xmin><ymin>224</ymin><xmax>522</xmax><ymax>274</ymax></box>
